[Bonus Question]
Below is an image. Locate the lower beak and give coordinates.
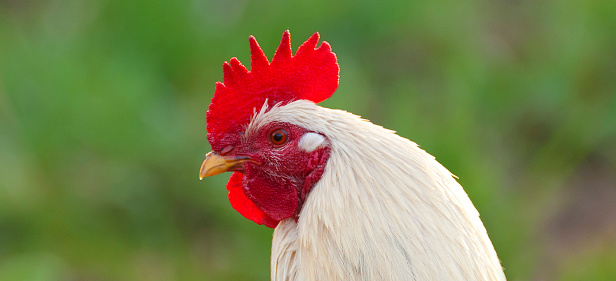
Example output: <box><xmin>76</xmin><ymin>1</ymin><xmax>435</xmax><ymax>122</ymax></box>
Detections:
<box><xmin>199</xmin><ymin>151</ymin><xmax>252</xmax><ymax>179</ymax></box>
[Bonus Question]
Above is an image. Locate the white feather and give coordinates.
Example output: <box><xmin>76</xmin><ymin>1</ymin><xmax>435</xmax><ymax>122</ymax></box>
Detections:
<box><xmin>246</xmin><ymin>100</ymin><xmax>506</xmax><ymax>281</ymax></box>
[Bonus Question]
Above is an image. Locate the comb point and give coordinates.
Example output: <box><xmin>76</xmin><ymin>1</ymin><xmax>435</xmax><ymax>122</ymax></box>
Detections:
<box><xmin>249</xmin><ymin>35</ymin><xmax>269</xmax><ymax>72</ymax></box>
<box><xmin>230</xmin><ymin>58</ymin><xmax>248</xmax><ymax>74</ymax></box>
<box><xmin>222</xmin><ymin>61</ymin><xmax>235</xmax><ymax>86</ymax></box>
<box><xmin>318</xmin><ymin>41</ymin><xmax>332</xmax><ymax>53</ymax></box>
<box><xmin>296</xmin><ymin>33</ymin><xmax>319</xmax><ymax>57</ymax></box>
<box><xmin>272</xmin><ymin>30</ymin><xmax>292</xmax><ymax>64</ymax></box>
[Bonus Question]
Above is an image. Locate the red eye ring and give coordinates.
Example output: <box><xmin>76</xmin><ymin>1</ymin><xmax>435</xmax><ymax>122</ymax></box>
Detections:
<box><xmin>269</xmin><ymin>128</ymin><xmax>288</xmax><ymax>145</ymax></box>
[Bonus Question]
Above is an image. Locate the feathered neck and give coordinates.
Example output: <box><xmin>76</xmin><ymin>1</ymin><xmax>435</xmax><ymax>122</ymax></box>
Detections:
<box><xmin>260</xmin><ymin>100</ymin><xmax>505</xmax><ymax>281</ymax></box>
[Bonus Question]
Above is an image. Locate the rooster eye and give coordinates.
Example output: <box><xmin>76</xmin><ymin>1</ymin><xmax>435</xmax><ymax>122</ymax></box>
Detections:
<box><xmin>270</xmin><ymin>129</ymin><xmax>288</xmax><ymax>145</ymax></box>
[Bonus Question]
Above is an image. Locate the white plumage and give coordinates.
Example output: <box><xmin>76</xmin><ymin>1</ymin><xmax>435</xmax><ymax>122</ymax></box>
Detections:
<box><xmin>245</xmin><ymin>100</ymin><xmax>506</xmax><ymax>281</ymax></box>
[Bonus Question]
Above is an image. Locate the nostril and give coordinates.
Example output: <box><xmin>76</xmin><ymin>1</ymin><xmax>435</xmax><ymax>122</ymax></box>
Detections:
<box><xmin>220</xmin><ymin>145</ymin><xmax>234</xmax><ymax>155</ymax></box>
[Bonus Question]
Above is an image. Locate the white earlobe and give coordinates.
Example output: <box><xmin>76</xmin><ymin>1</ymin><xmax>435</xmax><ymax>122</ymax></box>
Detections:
<box><xmin>298</xmin><ymin>133</ymin><xmax>327</xmax><ymax>152</ymax></box>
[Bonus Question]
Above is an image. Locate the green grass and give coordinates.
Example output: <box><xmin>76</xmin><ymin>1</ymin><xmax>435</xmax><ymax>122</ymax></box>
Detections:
<box><xmin>1</xmin><ymin>0</ymin><xmax>615</xmax><ymax>280</ymax></box>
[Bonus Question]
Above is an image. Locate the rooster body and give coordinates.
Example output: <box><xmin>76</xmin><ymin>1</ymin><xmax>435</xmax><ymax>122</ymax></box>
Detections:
<box><xmin>200</xmin><ymin>31</ymin><xmax>506</xmax><ymax>281</ymax></box>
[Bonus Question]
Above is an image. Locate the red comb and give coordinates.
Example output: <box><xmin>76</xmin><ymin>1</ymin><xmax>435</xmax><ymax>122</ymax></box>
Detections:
<box><xmin>206</xmin><ymin>30</ymin><xmax>339</xmax><ymax>151</ymax></box>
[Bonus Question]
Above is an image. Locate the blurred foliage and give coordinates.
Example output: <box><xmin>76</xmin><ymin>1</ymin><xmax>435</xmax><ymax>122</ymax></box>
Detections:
<box><xmin>0</xmin><ymin>0</ymin><xmax>615</xmax><ymax>280</ymax></box>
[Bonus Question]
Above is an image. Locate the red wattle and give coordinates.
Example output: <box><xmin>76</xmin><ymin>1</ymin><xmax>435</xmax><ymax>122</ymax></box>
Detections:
<box><xmin>227</xmin><ymin>172</ymin><xmax>279</xmax><ymax>228</ymax></box>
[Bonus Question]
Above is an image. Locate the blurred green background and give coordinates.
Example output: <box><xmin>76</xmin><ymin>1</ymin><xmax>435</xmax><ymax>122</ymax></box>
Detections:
<box><xmin>1</xmin><ymin>0</ymin><xmax>615</xmax><ymax>280</ymax></box>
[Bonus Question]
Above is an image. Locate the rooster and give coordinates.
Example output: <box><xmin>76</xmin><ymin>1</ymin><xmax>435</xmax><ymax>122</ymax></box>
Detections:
<box><xmin>199</xmin><ymin>30</ymin><xmax>506</xmax><ymax>281</ymax></box>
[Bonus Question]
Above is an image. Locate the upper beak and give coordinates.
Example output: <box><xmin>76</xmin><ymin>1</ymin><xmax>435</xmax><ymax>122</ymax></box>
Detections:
<box><xmin>199</xmin><ymin>151</ymin><xmax>253</xmax><ymax>179</ymax></box>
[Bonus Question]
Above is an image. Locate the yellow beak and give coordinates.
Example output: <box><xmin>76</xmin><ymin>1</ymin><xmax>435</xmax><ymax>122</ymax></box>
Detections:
<box><xmin>199</xmin><ymin>151</ymin><xmax>253</xmax><ymax>179</ymax></box>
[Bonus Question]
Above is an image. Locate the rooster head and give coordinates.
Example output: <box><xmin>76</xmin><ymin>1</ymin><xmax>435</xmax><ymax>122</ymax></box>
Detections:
<box><xmin>200</xmin><ymin>31</ymin><xmax>339</xmax><ymax>228</ymax></box>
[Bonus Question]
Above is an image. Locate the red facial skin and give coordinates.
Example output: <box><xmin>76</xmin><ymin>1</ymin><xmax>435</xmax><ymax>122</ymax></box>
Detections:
<box><xmin>222</xmin><ymin>122</ymin><xmax>330</xmax><ymax>228</ymax></box>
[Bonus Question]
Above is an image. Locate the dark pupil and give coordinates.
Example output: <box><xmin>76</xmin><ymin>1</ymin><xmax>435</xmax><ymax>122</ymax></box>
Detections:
<box><xmin>273</xmin><ymin>133</ymin><xmax>283</xmax><ymax>142</ymax></box>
